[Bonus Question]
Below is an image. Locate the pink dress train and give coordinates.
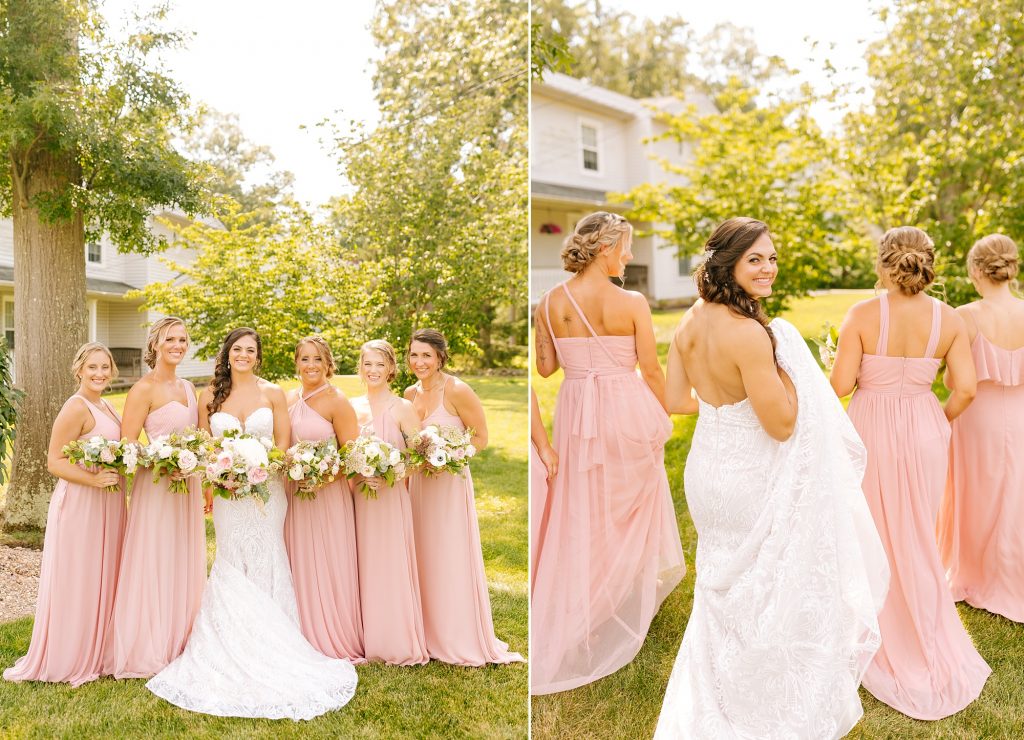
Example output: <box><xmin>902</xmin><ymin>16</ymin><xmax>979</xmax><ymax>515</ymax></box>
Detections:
<box><xmin>531</xmin><ymin>283</ymin><xmax>685</xmax><ymax>695</ymax></box>
<box><xmin>282</xmin><ymin>385</ymin><xmax>364</xmax><ymax>663</ymax></box>
<box><xmin>408</xmin><ymin>379</ymin><xmax>524</xmax><ymax>666</ymax></box>
<box><xmin>848</xmin><ymin>294</ymin><xmax>990</xmax><ymax>719</ymax></box>
<box><xmin>105</xmin><ymin>384</ymin><xmax>206</xmax><ymax>678</ymax></box>
<box><xmin>530</xmin><ymin>441</ymin><xmax>550</xmax><ymax>578</ymax></box>
<box><xmin>938</xmin><ymin>332</ymin><xmax>1024</xmax><ymax>622</ymax></box>
<box><xmin>352</xmin><ymin>400</ymin><xmax>429</xmax><ymax>665</ymax></box>
<box><xmin>3</xmin><ymin>396</ymin><xmax>126</xmax><ymax>686</ymax></box>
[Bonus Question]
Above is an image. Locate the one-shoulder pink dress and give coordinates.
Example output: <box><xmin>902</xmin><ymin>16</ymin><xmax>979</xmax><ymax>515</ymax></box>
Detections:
<box><xmin>352</xmin><ymin>400</ymin><xmax>429</xmax><ymax>665</ymax></box>
<box><xmin>282</xmin><ymin>384</ymin><xmax>364</xmax><ymax>663</ymax></box>
<box><xmin>408</xmin><ymin>378</ymin><xmax>524</xmax><ymax>666</ymax></box>
<box><xmin>4</xmin><ymin>396</ymin><xmax>126</xmax><ymax>686</ymax></box>
<box><xmin>105</xmin><ymin>384</ymin><xmax>206</xmax><ymax>678</ymax></box>
<box><xmin>938</xmin><ymin>332</ymin><xmax>1024</xmax><ymax>622</ymax></box>
<box><xmin>531</xmin><ymin>283</ymin><xmax>685</xmax><ymax>695</ymax></box>
<box><xmin>848</xmin><ymin>294</ymin><xmax>990</xmax><ymax>719</ymax></box>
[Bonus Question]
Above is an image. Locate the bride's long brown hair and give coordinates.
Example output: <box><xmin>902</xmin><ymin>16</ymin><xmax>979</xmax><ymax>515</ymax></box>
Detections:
<box><xmin>207</xmin><ymin>327</ymin><xmax>263</xmax><ymax>415</ymax></box>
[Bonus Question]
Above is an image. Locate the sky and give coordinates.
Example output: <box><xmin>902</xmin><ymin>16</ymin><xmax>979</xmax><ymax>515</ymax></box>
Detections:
<box><xmin>101</xmin><ymin>0</ymin><xmax>381</xmax><ymax>208</ymax></box>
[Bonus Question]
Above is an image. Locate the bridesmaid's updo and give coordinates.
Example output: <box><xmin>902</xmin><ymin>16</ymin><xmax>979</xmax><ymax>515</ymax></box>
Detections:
<box><xmin>561</xmin><ymin>211</ymin><xmax>632</xmax><ymax>274</ymax></box>
<box><xmin>968</xmin><ymin>234</ymin><xmax>1020</xmax><ymax>284</ymax></box>
<box><xmin>294</xmin><ymin>335</ymin><xmax>336</xmax><ymax>378</ymax></box>
<box><xmin>877</xmin><ymin>226</ymin><xmax>936</xmax><ymax>296</ymax></box>
<box><xmin>208</xmin><ymin>327</ymin><xmax>262</xmax><ymax>415</ymax></box>
<box><xmin>71</xmin><ymin>342</ymin><xmax>119</xmax><ymax>383</ymax></box>
<box><xmin>359</xmin><ymin>339</ymin><xmax>398</xmax><ymax>383</ymax></box>
<box><xmin>408</xmin><ymin>329</ymin><xmax>448</xmax><ymax>368</ymax></box>
<box><xmin>144</xmin><ymin>316</ymin><xmax>188</xmax><ymax>369</ymax></box>
<box><xmin>694</xmin><ymin>217</ymin><xmax>776</xmax><ymax>353</ymax></box>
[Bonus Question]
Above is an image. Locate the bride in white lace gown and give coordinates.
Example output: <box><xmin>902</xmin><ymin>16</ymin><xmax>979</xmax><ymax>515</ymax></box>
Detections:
<box><xmin>656</xmin><ymin>220</ymin><xmax>889</xmax><ymax>739</ymax></box>
<box><xmin>146</xmin><ymin>328</ymin><xmax>357</xmax><ymax>720</ymax></box>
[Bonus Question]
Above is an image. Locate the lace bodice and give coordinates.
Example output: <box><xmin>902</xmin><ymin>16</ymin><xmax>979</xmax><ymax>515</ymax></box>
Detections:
<box><xmin>210</xmin><ymin>407</ymin><xmax>274</xmax><ymax>439</ymax></box>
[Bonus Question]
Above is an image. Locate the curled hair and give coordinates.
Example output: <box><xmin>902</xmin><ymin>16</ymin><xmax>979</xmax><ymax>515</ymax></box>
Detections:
<box><xmin>71</xmin><ymin>342</ymin><xmax>119</xmax><ymax>384</ymax></box>
<box><xmin>968</xmin><ymin>233</ymin><xmax>1019</xmax><ymax>284</ymax></box>
<box><xmin>878</xmin><ymin>226</ymin><xmax>936</xmax><ymax>296</ymax></box>
<box><xmin>208</xmin><ymin>328</ymin><xmax>262</xmax><ymax>415</ymax></box>
<box><xmin>359</xmin><ymin>339</ymin><xmax>398</xmax><ymax>383</ymax></box>
<box><xmin>294</xmin><ymin>335</ymin><xmax>336</xmax><ymax>378</ymax></box>
<box><xmin>560</xmin><ymin>211</ymin><xmax>632</xmax><ymax>274</ymax></box>
<box><xmin>408</xmin><ymin>328</ymin><xmax>449</xmax><ymax>368</ymax></box>
<box><xmin>693</xmin><ymin>217</ymin><xmax>776</xmax><ymax>353</ymax></box>
<box><xmin>144</xmin><ymin>317</ymin><xmax>188</xmax><ymax>369</ymax></box>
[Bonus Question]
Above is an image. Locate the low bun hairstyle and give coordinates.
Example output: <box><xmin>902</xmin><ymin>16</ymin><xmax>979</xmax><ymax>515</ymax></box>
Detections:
<box><xmin>693</xmin><ymin>217</ymin><xmax>776</xmax><ymax>353</ymax></box>
<box><xmin>408</xmin><ymin>328</ymin><xmax>448</xmax><ymax>368</ymax></box>
<box><xmin>968</xmin><ymin>233</ymin><xmax>1020</xmax><ymax>284</ymax></box>
<box><xmin>560</xmin><ymin>211</ymin><xmax>632</xmax><ymax>274</ymax></box>
<box><xmin>877</xmin><ymin>226</ymin><xmax>936</xmax><ymax>296</ymax></box>
<box><xmin>208</xmin><ymin>327</ymin><xmax>262</xmax><ymax>415</ymax></box>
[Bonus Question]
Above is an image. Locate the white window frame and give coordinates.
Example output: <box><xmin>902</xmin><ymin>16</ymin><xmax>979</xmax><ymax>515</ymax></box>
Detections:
<box><xmin>2</xmin><ymin>297</ymin><xmax>14</xmax><ymax>350</ymax></box>
<box><xmin>578</xmin><ymin>117</ymin><xmax>602</xmax><ymax>176</ymax></box>
<box><xmin>86</xmin><ymin>241</ymin><xmax>104</xmax><ymax>266</ymax></box>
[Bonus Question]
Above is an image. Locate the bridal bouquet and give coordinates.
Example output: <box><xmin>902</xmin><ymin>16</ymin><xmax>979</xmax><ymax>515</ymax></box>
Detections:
<box><xmin>812</xmin><ymin>322</ymin><xmax>840</xmax><ymax>371</ymax></box>
<box><xmin>342</xmin><ymin>433</ymin><xmax>407</xmax><ymax>499</ymax></box>
<box><xmin>284</xmin><ymin>439</ymin><xmax>343</xmax><ymax>500</ymax></box>
<box><xmin>141</xmin><ymin>427</ymin><xmax>214</xmax><ymax>494</ymax></box>
<box><xmin>405</xmin><ymin>424</ymin><xmax>476</xmax><ymax>477</ymax></box>
<box><xmin>203</xmin><ymin>429</ymin><xmax>284</xmax><ymax>504</ymax></box>
<box><xmin>62</xmin><ymin>437</ymin><xmax>140</xmax><ymax>493</ymax></box>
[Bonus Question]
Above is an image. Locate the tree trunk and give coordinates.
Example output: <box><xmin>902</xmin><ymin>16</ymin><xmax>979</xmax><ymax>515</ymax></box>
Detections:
<box><xmin>2</xmin><ymin>149</ymin><xmax>86</xmax><ymax>532</ymax></box>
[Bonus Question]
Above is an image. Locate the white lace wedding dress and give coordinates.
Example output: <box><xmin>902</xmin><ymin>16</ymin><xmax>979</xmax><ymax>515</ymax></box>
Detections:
<box><xmin>655</xmin><ymin>319</ymin><xmax>890</xmax><ymax>739</ymax></box>
<box><xmin>146</xmin><ymin>408</ymin><xmax>358</xmax><ymax>720</ymax></box>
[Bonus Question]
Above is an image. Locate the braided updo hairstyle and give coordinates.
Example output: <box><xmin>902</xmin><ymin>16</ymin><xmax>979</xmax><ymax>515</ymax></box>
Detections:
<box><xmin>968</xmin><ymin>233</ymin><xmax>1020</xmax><ymax>285</ymax></box>
<box><xmin>877</xmin><ymin>226</ymin><xmax>936</xmax><ymax>296</ymax></box>
<box><xmin>207</xmin><ymin>327</ymin><xmax>263</xmax><ymax>415</ymax></box>
<box><xmin>560</xmin><ymin>211</ymin><xmax>632</xmax><ymax>274</ymax></box>
<box><xmin>693</xmin><ymin>217</ymin><xmax>776</xmax><ymax>353</ymax></box>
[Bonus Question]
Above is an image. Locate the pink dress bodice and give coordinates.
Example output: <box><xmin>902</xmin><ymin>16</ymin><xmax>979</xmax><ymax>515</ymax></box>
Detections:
<box><xmin>142</xmin><ymin>384</ymin><xmax>198</xmax><ymax>438</ymax></box>
<box><xmin>289</xmin><ymin>385</ymin><xmax>336</xmax><ymax>445</ymax></box>
<box><xmin>856</xmin><ymin>293</ymin><xmax>942</xmax><ymax>395</ymax></box>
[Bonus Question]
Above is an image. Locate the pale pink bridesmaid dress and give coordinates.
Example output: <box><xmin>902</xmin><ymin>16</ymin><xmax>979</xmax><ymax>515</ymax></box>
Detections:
<box><xmin>282</xmin><ymin>384</ymin><xmax>364</xmax><ymax>662</ymax></box>
<box><xmin>352</xmin><ymin>400</ymin><xmax>428</xmax><ymax>665</ymax></box>
<box><xmin>4</xmin><ymin>396</ymin><xmax>126</xmax><ymax>686</ymax></box>
<box><xmin>530</xmin><ymin>441</ymin><xmax>550</xmax><ymax>578</ymax></box>
<box><xmin>848</xmin><ymin>294</ymin><xmax>990</xmax><ymax>719</ymax></box>
<box><xmin>938</xmin><ymin>332</ymin><xmax>1024</xmax><ymax>621</ymax></box>
<box><xmin>408</xmin><ymin>378</ymin><xmax>524</xmax><ymax>666</ymax></box>
<box><xmin>105</xmin><ymin>384</ymin><xmax>206</xmax><ymax>678</ymax></box>
<box><xmin>531</xmin><ymin>283</ymin><xmax>685</xmax><ymax>695</ymax></box>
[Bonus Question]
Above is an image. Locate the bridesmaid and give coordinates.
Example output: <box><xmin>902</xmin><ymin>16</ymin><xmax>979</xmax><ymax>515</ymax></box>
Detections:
<box><xmin>530</xmin><ymin>212</ymin><xmax>684</xmax><ymax>695</ymax></box>
<box><xmin>283</xmin><ymin>336</ymin><xmax>364</xmax><ymax>662</ymax></box>
<box><xmin>938</xmin><ymin>234</ymin><xmax>1024</xmax><ymax>621</ymax></box>
<box><xmin>404</xmin><ymin>328</ymin><xmax>524</xmax><ymax>666</ymax></box>
<box><xmin>350</xmin><ymin>339</ymin><xmax>429</xmax><ymax>665</ymax></box>
<box><xmin>529</xmin><ymin>388</ymin><xmax>557</xmax><ymax>577</ymax></box>
<box><xmin>105</xmin><ymin>318</ymin><xmax>206</xmax><ymax>678</ymax></box>
<box><xmin>3</xmin><ymin>343</ymin><xmax>126</xmax><ymax>686</ymax></box>
<box><xmin>831</xmin><ymin>225</ymin><xmax>990</xmax><ymax>719</ymax></box>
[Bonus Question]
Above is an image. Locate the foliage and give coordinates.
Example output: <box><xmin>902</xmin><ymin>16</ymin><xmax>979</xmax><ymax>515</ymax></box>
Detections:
<box><xmin>0</xmin><ymin>340</ymin><xmax>22</xmax><ymax>487</ymax></box>
<box><xmin>530</xmin><ymin>22</ymin><xmax>573</xmax><ymax>81</ymax></box>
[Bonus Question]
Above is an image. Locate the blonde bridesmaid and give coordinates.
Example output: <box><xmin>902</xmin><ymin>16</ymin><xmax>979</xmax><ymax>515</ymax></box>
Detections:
<box><xmin>831</xmin><ymin>226</ymin><xmax>990</xmax><ymax>719</ymax></box>
<box><xmin>404</xmin><ymin>328</ymin><xmax>524</xmax><ymax>666</ymax></box>
<box><xmin>938</xmin><ymin>234</ymin><xmax>1024</xmax><ymax>622</ymax></box>
<box><xmin>351</xmin><ymin>339</ymin><xmax>428</xmax><ymax>665</ymax></box>
<box><xmin>3</xmin><ymin>344</ymin><xmax>126</xmax><ymax>686</ymax></box>
<box><xmin>283</xmin><ymin>336</ymin><xmax>364</xmax><ymax>662</ymax></box>
<box><xmin>105</xmin><ymin>318</ymin><xmax>206</xmax><ymax>678</ymax></box>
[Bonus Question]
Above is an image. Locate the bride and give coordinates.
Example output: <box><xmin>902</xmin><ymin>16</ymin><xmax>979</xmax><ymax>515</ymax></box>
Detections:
<box><xmin>146</xmin><ymin>327</ymin><xmax>357</xmax><ymax>720</ymax></box>
<box><xmin>655</xmin><ymin>218</ymin><xmax>889</xmax><ymax>738</ymax></box>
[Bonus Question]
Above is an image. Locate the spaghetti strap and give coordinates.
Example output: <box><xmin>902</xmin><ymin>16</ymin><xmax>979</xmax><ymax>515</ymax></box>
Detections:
<box><xmin>924</xmin><ymin>297</ymin><xmax>942</xmax><ymax>358</ymax></box>
<box><xmin>876</xmin><ymin>293</ymin><xmax>890</xmax><ymax>356</ymax></box>
<box><xmin>560</xmin><ymin>283</ymin><xmax>620</xmax><ymax>365</ymax></box>
<box><xmin>542</xmin><ymin>291</ymin><xmax>564</xmax><ymax>366</ymax></box>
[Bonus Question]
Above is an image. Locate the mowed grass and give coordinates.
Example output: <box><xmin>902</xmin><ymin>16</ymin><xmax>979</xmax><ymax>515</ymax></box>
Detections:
<box><xmin>531</xmin><ymin>291</ymin><xmax>1024</xmax><ymax>738</ymax></box>
<box><xmin>0</xmin><ymin>375</ymin><xmax>528</xmax><ymax>739</ymax></box>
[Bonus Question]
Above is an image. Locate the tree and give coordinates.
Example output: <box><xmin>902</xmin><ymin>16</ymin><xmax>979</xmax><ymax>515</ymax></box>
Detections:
<box><xmin>0</xmin><ymin>1</ymin><xmax>205</xmax><ymax>531</ymax></box>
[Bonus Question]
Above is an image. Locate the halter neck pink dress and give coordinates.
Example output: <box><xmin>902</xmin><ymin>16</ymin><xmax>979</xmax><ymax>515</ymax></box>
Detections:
<box><xmin>282</xmin><ymin>384</ymin><xmax>364</xmax><ymax>663</ymax></box>
<box><xmin>408</xmin><ymin>377</ymin><xmax>524</xmax><ymax>666</ymax></box>
<box><xmin>938</xmin><ymin>331</ymin><xmax>1024</xmax><ymax>622</ymax></box>
<box><xmin>848</xmin><ymin>294</ymin><xmax>990</xmax><ymax>719</ymax></box>
<box><xmin>531</xmin><ymin>283</ymin><xmax>685</xmax><ymax>695</ymax></box>
<box><xmin>352</xmin><ymin>399</ymin><xmax>428</xmax><ymax>665</ymax></box>
<box><xmin>4</xmin><ymin>396</ymin><xmax>126</xmax><ymax>686</ymax></box>
<box><xmin>105</xmin><ymin>383</ymin><xmax>206</xmax><ymax>678</ymax></box>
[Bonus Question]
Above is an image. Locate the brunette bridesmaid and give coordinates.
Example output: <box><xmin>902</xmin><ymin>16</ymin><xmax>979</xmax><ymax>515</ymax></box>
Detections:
<box><xmin>4</xmin><ymin>344</ymin><xmax>126</xmax><ymax>686</ymax></box>
<box><xmin>105</xmin><ymin>318</ymin><xmax>206</xmax><ymax>678</ymax></box>
<box><xmin>404</xmin><ymin>328</ymin><xmax>524</xmax><ymax>666</ymax></box>
<box><xmin>938</xmin><ymin>234</ymin><xmax>1024</xmax><ymax>622</ymax></box>
<box><xmin>283</xmin><ymin>336</ymin><xmax>364</xmax><ymax>662</ymax></box>
<box><xmin>831</xmin><ymin>226</ymin><xmax>990</xmax><ymax>719</ymax></box>
<box><xmin>351</xmin><ymin>339</ymin><xmax>429</xmax><ymax>665</ymax></box>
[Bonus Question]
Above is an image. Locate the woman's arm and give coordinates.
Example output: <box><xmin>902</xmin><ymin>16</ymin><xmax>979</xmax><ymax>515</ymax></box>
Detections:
<box><xmin>197</xmin><ymin>387</ymin><xmax>213</xmax><ymax>434</ymax></box>
<box><xmin>268</xmin><ymin>385</ymin><xmax>291</xmax><ymax>451</ymax></box>
<box><xmin>942</xmin><ymin>314</ymin><xmax>978</xmax><ymax>421</ymax></box>
<box><xmin>394</xmin><ymin>398</ymin><xmax>421</xmax><ymax>439</ymax></box>
<box><xmin>449</xmin><ymin>380</ymin><xmax>488</xmax><ymax>451</ymax></box>
<box><xmin>330</xmin><ymin>392</ymin><xmax>359</xmax><ymax>447</ymax></box>
<box><xmin>46</xmin><ymin>400</ymin><xmax>121</xmax><ymax>488</ymax></box>
<box><xmin>534</xmin><ymin>296</ymin><xmax>560</xmax><ymax>378</ymax></box>
<box><xmin>945</xmin><ymin>306</ymin><xmax>977</xmax><ymax>390</ymax></box>
<box><xmin>830</xmin><ymin>310</ymin><xmax>864</xmax><ymax>398</ymax></box>
<box><xmin>119</xmin><ymin>380</ymin><xmax>152</xmax><ymax>442</ymax></box>
<box><xmin>530</xmin><ymin>389</ymin><xmax>558</xmax><ymax>480</ymax></box>
<box><xmin>665</xmin><ymin>323</ymin><xmax>698</xmax><ymax>415</ymax></box>
<box><xmin>633</xmin><ymin>295</ymin><xmax>668</xmax><ymax>412</ymax></box>
<box><xmin>734</xmin><ymin>322</ymin><xmax>798</xmax><ymax>441</ymax></box>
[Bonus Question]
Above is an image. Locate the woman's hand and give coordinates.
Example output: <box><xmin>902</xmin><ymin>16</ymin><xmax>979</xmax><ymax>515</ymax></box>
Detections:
<box><xmin>93</xmin><ymin>470</ymin><xmax>121</xmax><ymax>489</ymax></box>
<box><xmin>204</xmin><ymin>489</ymin><xmax>214</xmax><ymax>515</ymax></box>
<box><xmin>360</xmin><ymin>475</ymin><xmax>385</xmax><ymax>493</ymax></box>
<box><xmin>537</xmin><ymin>444</ymin><xmax>558</xmax><ymax>480</ymax></box>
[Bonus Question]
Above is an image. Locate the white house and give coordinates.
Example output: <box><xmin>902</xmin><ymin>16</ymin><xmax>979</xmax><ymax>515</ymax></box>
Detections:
<box><xmin>0</xmin><ymin>211</ymin><xmax>216</xmax><ymax>384</ymax></box>
<box><xmin>531</xmin><ymin>73</ymin><xmax>716</xmax><ymax>306</ymax></box>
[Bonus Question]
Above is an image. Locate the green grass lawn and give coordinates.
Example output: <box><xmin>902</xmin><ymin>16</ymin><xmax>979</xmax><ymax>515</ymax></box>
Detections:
<box><xmin>0</xmin><ymin>375</ymin><xmax>528</xmax><ymax>739</ymax></box>
<box><xmin>531</xmin><ymin>292</ymin><xmax>1023</xmax><ymax>739</ymax></box>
